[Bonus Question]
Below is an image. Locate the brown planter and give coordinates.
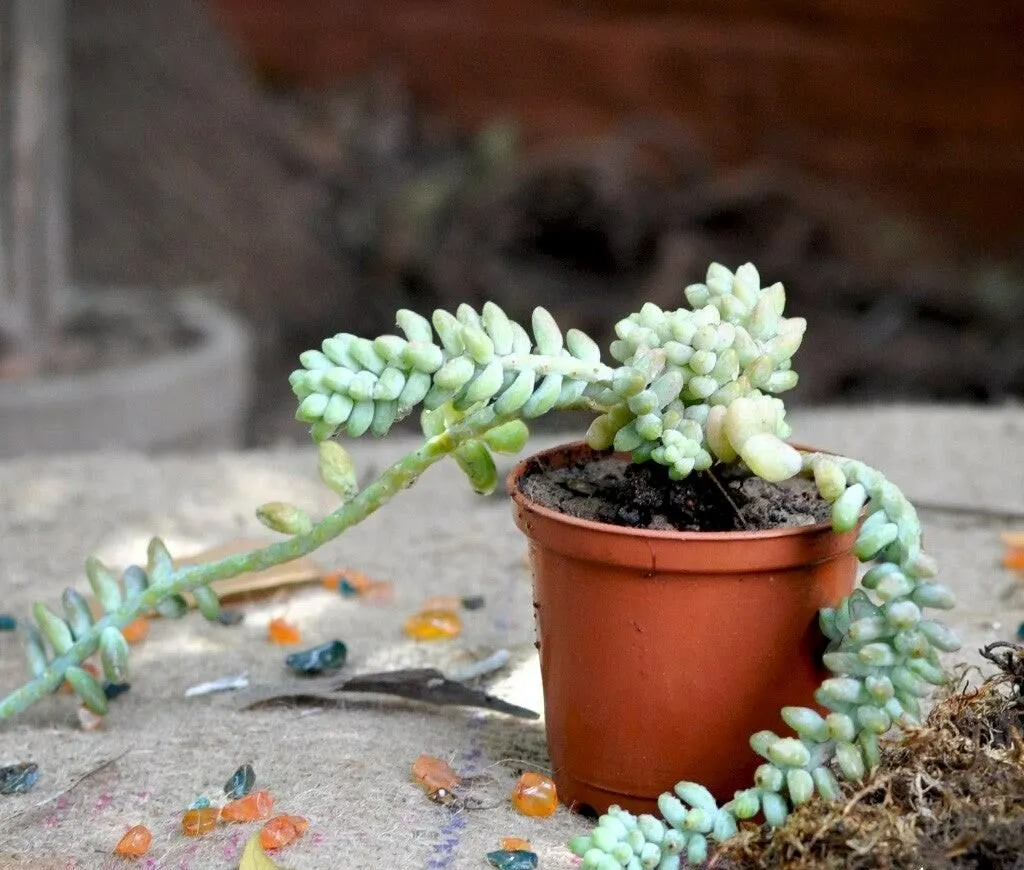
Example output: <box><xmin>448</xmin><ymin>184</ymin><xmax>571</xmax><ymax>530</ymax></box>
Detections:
<box><xmin>508</xmin><ymin>441</ymin><xmax>857</xmax><ymax>815</ymax></box>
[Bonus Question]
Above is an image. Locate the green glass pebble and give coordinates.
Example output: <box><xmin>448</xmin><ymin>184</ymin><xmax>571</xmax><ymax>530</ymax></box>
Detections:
<box><xmin>224</xmin><ymin>763</ymin><xmax>256</xmax><ymax>799</ymax></box>
<box><xmin>286</xmin><ymin>640</ymin><xmax>348</xmax><ymax>675</ymax></box>
<box><xmin>486</xmin><ymin>850</ymin><xmax>539</xmax><ymax>870</ymax></box>
<box><xmin>189</xmin><ymin>795</ymin><xmax>211</xmax><ymax>809</ymax></box>
<box><xmin>0</xmin><ymin>614</ymin><xmax>17</xmax><ymax>631</ymax></box>
<box><xmin>0</xmin><ymin>762</ymin><xmax>39</xmax><ymax>794</ymax></box>
<box><xmin>103</xmin><ymin>682</ymin><xmax>131</xmax><ymax>700</ymax></box>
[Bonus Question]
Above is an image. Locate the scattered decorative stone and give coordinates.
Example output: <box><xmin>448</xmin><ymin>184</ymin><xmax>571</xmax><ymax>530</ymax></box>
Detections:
<box><xmin>189</xmin><ymin>796</ymin><xmax>212</xmax><ymax>809</ymax></box>
<box><xmin>260</xmin><ymin>814</ymin><xmax>308</xmax><ymax>850</ymax></box>
<box><xmin>181</xmin><ymin>806</ymin><xmax>219</xmax><ymax>836</ymax></box>
<box><xmin>121</xmin><ymin>617</ymin><xmax>150</xmax><ymax>644</ymax></box>
<box><xmin>217</xmin><ymin>609</ymin><xmax>245</xmax><ymax>626</ymax></box>
<box><xmin>285</xmin><ymin>640</ymin><xmax>348</xmax><ymax>675</ymax></box>
<box><xmin>1017</xmin><ymin>622</ymin><xmax>1024</xmax><ymax>640</ymax></box>
<box><xmin>511</xmin><ymin>772</ymin><xmax>558</xmax><ymax>817</ymax></box>
<box><xmin>486</xmin><ymin>849</ymin><xmax>539</xmax><ymax>870</ymax></box>
<box><xmin>461</xmin><ymin>595</ymin><xmax>486</xmax><ymax>611</ymax></box>
<box><xmin>268</xmin><ymin>617</ymin><xmax>302</xmax><ymax>645</ymax></box>
<box><xmin>222</xmin><ymin>790</ymin><xmax>274</xmax><ymax>822</ymax></box>
<box><xmin>224</xmin><ymin>763</ymin><xmax>256</xmax><ymax>799</ymax></box>
<box><xmin>412</xmin><ymin>754</ymin><xmax>461</xmax><ymax>794</ymax></box>
<box><xmin>103</xmin><ymin>682</ymin><xmax>131</xmax><ymax>700</ymax></box>
<box><xmin>0</xmin><ymin>762</ymin><xmax>39</xmax><ymax>794</ymax></box>
<box><xmin>113</xmin><ymin>824</ymin><xmax>152</xmax><ymax>857</ymax></box>
<box><xmin>0</xmin><ymin>614</ymin><xmax>17</xmax><ymax>631</ymax></box>
<box><xmin>500</xmin><ymin>837</ymin><xmax>531</xmax><ymax>851</ymax></box>
<box><xmin>184</xmin><ymin>672</ymin><xmax>249</xmax><ymax>697</ymax></box>
<box><xmin>403</xmin><ymin>609</ymin><xmax>462</xmax><ymax>641</ymax></box>
<box><xmin>77</xmin><ymin>706</ymin><xmax>104</xmax><ymax>731</ymax></box>
<box><xmin>448</xmin><ymin>649</ymin><xmax>511</xmax><ymax>682</ymax></box>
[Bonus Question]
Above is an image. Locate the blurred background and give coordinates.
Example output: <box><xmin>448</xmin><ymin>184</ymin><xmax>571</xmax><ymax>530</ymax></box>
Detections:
<box><xmin>1</xmin><ymin>0</ymin><xmax>1022</xmax><ymax>454</ymax></box>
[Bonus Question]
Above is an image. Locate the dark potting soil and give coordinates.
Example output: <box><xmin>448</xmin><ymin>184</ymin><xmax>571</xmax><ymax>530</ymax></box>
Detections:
<box><xmin>518</xmin><ymin>454</ymin><xmax>830</xmax><ymax>532</ymax></box>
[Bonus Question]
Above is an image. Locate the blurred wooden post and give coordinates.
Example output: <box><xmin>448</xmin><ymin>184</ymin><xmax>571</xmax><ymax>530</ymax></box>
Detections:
<box><xmin>0</xmin><ymin>0</ymin><xmax>67</xmax><ymax>357</ymax></box>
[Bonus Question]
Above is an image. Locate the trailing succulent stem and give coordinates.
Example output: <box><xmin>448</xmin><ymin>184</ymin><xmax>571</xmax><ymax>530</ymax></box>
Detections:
<box><xmin>4</xmin><ymin>262</ymin><xmax>960</xmax><ymax>868</ymax></box>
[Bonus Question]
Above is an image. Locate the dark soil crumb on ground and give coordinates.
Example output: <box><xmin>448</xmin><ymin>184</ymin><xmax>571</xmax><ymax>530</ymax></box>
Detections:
<box><xmin>517</xmin><ymin>453</ymin><xmax>830</xmax><ymax>532</ymax></box>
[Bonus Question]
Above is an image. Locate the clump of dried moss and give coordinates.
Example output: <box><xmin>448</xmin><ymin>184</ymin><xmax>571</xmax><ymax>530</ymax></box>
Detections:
<box><xmin>714</xmin><ymin>642</ymin><xmax>1024</xmax><ymax>869</ymax></box>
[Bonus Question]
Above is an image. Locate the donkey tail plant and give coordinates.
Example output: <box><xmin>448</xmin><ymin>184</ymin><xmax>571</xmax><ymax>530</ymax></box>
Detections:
<box><xmin>0</xmin><ymin>262</ymin><xmax>959</xmax><ymax>867</ymax></box>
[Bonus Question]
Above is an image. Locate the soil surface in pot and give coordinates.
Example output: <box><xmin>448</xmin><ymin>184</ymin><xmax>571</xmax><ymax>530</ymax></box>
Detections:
<box><xmin>518</xmin><ymin>454</ymin><xmax>830</xmax><ymax>532</ymax></box>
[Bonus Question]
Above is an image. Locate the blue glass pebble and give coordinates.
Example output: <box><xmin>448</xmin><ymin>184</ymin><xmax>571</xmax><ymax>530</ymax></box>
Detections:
<box><xmin>1017</xmin><ymin>621</ymin><xmax>1024</xmax><ymax>640</ymax></box>
<box><xmin>224</xmin><ymin>763</ymin><xmax>256</xmax><ymax>799</ymax></box>
<box><xmin>0</xmin><ymin>762</ymin><xmax>39</xmax><ymax>794</ymax></box>
<box><xmin>189</xmin><ymin>796</ymin><xmax>211</xmax><ymax>809</ymax></box>
<box><xmin>486</xmin><ymin>850</ymin><xmax>539</xmax><ymax>870</ymax></box>
<box><xmin>338</xmin><ymin>578</ymin><xmax>361</xmax><ymax>597</ymax></box>
<box><xmin>103</xmin><ymin>682</ymin><xmax>131</xmax><ymax>700</ymax></box>
<box><xmin>217</xmin><ymin>609</ymin><xmax>245</xmax><ymax>626</ymax></box>
<box><xmin>286</xmin><ymin>640</ymin><xmax>348</xmax><ymax>675</ymax></box>
<box><xmin>0</xmin><ymin>614</ymin><xmax>17</xmax><ymax>631</ymax></box>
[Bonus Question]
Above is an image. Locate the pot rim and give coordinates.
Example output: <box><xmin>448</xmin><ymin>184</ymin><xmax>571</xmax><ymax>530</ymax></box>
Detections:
<box><xmin>507</xmin><ymin>439</ymin><xmax>839</xmax><ymax>542</ymax></box>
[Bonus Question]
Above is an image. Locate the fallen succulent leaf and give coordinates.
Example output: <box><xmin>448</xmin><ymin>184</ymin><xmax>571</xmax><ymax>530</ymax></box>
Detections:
<box><xmin>185</xmin><ymin>672</ymin><xmax>249</xmax><ymax>697</ymax></box>
<box><xmin>239</xmin><ymin>833</ymin><xmax>289</xmax><ymax>869</ymax></box>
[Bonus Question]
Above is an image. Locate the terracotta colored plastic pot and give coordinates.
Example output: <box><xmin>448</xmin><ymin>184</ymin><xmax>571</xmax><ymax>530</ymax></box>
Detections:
<box><xmin>508</xmin><ymin>441</ymin><xmax>858</xmax><ymax>816</ymax></box>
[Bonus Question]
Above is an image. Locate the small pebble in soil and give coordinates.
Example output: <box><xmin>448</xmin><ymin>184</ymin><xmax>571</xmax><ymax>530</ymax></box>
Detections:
<box><xmin>113</xmin><ymin>824</ymin><xmax>152</xmax><ymax>857</ymax></box>
<box><xmin>0</xmin><ymin>762</ymin><xmax>40</xmax><ymax>794</ymax></box>
<box><xmin>486</xmin><ymin>849</ymin><xmax>539</xmax><ymax>870</ymax></box>
<box><xmin>224</xmin><ymin>763</ymin><xmax>256</xmax><ymax>799</ymax></box>
<box><xmin>511</xmin><ymin>772</ymin><xmax>558</xmax><ymax>817</ymax></box>
<box><xmin>285</xmin><ymin>640</ymin><xmax>348</xmax><ymax>675</ymax></box>
<box><xmin>0</xmin><ymin>614</ymin><xmax>17</xmax><ymax>631</ymax></box>
<box><xmin>461</xmin><ymin>595</ymin><xmax>486</xmax><ymax>610</ymax></box>
<box><xmin>1017</xmin><ymin>622</ymin><xmax>1024</xmax><ymax>641</ymax></box>
<box><xmin>500</xmin><ymin>836</ymin><xmax>531</xmax><ymax>851</ymax></box>
<box><xmin>189</xmin><ymin>796</ymin><xmax>212</xmax><ymax>809</ymax></box>
<box><xmin>217</xmin><ymin>609</ymin><xmax>245</xmax><ymax>626</ymax></box>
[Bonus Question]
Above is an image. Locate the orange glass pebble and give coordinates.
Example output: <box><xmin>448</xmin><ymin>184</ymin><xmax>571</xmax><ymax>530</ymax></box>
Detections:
<box><xmin>113</xmin><ymin>824</ymin><xmax>152</xmax><ymax>858</ymax></box>
<box><xmin>500</xmin><ymin>837</ymin><xmax>531</xmax><ymax>851</ymax></box>
<box><xmin>260</xmin><ymin>814</ymin><xmax>307</xmax><ymax>850</ymax></box>
<box><xmin>221</xmin><ymin>790</ymin><xmax>274</xmax><ymax>822</ymax></box>
<box><xmin>403</xmin><ymin>609</ymin><xmax>462</xmax><ymax>641</ymax></box>
<box><xmin>284</xmin><ymin>814</ymin><xmax>309</xmax><ymax>835</ymax></box>
<box><xmin>412</xmin><ymin>754</ymin><xmax>461</xmax><ymax>793</ymax></box>
<box><xmin>181</xmin><ymin>806</ymin><xmax>219</xmax><ymax>836</ymax></box>
<box><xmin>267</xmin><ymin>617</ymin><xmax>301</xmax><ymax>645</ymax></box>
<box><xmin>121</xmin><ymin>617</ymin><xmax>150</xmax><ymax>645</ymax></box>
<box><xmin>511</xmin><ymin>772</ymin><xmax>558</xmax><ymax>817</ymax></box>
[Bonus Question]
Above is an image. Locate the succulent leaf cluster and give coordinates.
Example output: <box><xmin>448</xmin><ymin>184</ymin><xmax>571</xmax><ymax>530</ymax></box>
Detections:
<box><xmin>19</xmin><ymin>538</ymin><xmax>222</xmax><ymax>715</ymax></box>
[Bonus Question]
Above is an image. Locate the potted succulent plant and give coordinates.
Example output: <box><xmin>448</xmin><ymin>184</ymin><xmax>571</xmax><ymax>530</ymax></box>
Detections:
<box><xmin>1</xmin><ymin>261</ymin><xmax>961</xmax><ymax>867</ymax></box>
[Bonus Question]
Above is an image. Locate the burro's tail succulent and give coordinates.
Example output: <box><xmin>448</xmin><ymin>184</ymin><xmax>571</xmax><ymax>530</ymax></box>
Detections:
<box><xmin>2</xmin><ymin>262</ymin><xmax>958</xmax><ymax>868</ymax></box>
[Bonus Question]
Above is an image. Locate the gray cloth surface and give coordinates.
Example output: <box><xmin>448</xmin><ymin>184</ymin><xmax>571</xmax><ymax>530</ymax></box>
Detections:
<box><xmin>0</xmin><ymin>403</ymin><xmax>1022</xmax><ymax>868</ymax></box>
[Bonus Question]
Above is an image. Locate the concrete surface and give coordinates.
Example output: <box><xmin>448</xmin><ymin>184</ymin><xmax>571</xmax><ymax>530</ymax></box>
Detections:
<box><xmin>0</xmin><ymin>403</ymin><xmax>1021</xmax><ymax>868</ymax></box>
